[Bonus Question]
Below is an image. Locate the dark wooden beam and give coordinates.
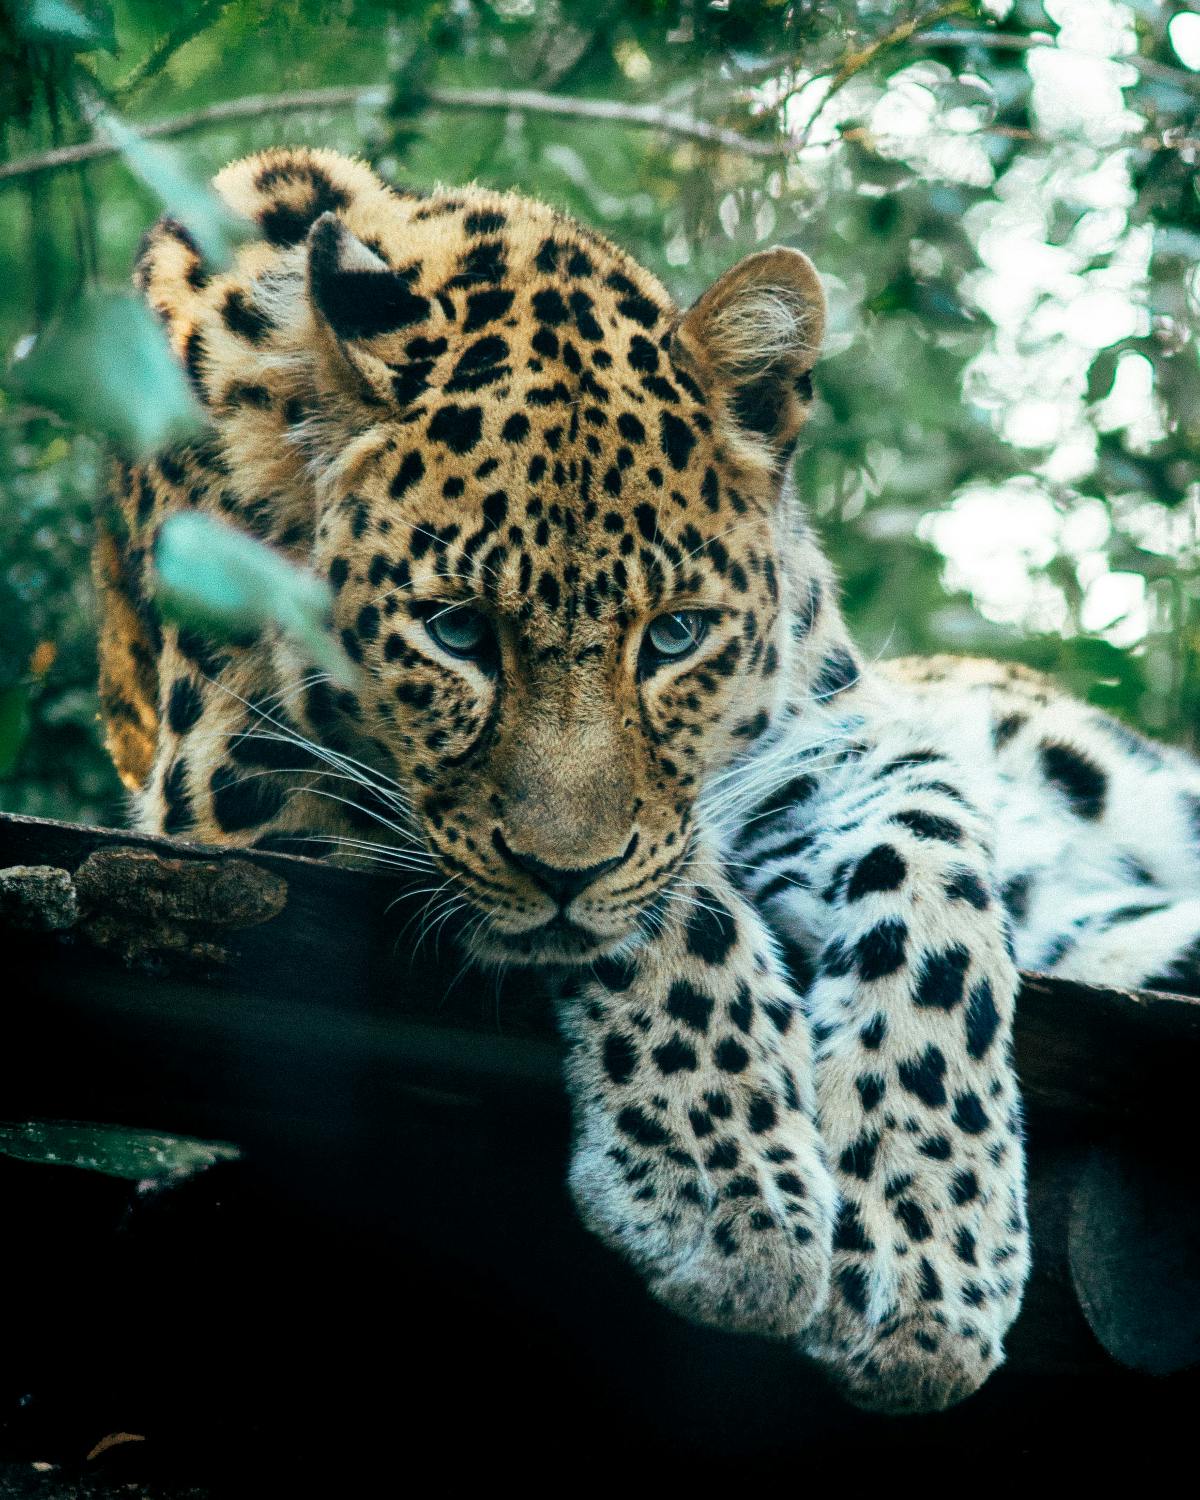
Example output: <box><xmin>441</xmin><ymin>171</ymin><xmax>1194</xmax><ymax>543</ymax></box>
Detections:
<box><xmin>2</xmin><ymin>807</ymin><xmax>1198</xmax><ymax>1442</ymax></box>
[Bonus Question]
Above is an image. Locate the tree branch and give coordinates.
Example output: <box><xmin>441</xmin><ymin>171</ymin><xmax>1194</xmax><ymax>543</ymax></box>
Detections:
<box><xmin>799</xmin><ymin>0</ymin><xmax>973</xmax><ymax>141</ymax></box>
<box><xmin>0</xmin><ymin>81</ymin><xmax>783</xmax><ymax>186</ymax></box>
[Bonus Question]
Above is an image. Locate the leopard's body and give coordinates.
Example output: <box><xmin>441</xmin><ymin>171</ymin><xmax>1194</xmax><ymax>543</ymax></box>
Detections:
<box><xmin>94</xmin><ymin>147</ymin><xmax>1200</xmax><ymax>1414</ymax></box>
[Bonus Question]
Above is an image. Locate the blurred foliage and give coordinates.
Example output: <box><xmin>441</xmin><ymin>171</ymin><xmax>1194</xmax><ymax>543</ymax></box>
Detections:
<box><xmin>0</xmin><ymin>1119</ymin><xmax>238</xmax><ymax>1179</ymax></box>
<box><xmin>1</xmin><ymin>0</ymin><xmax>1199</xmax><ymax>824</ymax></box>
<box><xmin>156</xmin><ymin>512</ymin><xmax>357</xmax><ymax>686</ymax></box>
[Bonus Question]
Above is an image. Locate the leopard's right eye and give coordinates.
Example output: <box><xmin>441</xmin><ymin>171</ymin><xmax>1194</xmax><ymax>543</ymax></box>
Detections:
<box><xmin>422</xmin><ymin>604</ymin><xmax>496</xmax><ymax>665</ymax></box>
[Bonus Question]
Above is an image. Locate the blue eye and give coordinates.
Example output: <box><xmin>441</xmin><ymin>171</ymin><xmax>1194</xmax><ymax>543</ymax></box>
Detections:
<box><xmin>425</xmin><ymin>605</ymin><xmax>493</xmax><ymax>660</ymax></box>
<box><xmin>642</xmin><ymin>610</ymin><xmax>708</xmax><ymax>668</ymax></box>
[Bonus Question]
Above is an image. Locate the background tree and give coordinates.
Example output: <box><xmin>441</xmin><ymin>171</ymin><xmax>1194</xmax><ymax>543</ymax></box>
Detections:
<box><xmin>2</xmin><ymin>0</ymin><xmax>1199</xmax><ymax>826</ymax></box>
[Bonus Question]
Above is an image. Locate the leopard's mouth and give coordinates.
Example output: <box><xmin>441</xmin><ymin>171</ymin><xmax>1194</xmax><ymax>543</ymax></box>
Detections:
<box><xmin>468</xmin><ymin>911</ymin><xmax>635</xmax><ymax>966</ymax></box>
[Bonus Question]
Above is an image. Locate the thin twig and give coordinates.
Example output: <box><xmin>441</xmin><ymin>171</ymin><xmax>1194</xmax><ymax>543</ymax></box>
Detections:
<box><xmin>111</xmin><ymin>0</ymin><xmax>232</xmax><ymax>102</ymax></box>
<box><xmin>0</xmin><ymin>81</ymin><xmax>783</xmax><ymax>185</ymax></box>
<box><xmin>800</xmin><ymin>0</ymin><xmax>973</xmax><ymax>141</ymax></box>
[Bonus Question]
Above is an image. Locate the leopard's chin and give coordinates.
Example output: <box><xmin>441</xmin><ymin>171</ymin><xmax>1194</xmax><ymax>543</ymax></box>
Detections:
<box><xmin>466</xmin><ymin>912</ymin><xmax>642</xmax><ymax>968</ymax></box>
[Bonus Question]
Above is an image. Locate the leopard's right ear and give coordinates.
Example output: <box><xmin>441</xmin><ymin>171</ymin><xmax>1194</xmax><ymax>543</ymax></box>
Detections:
<box><xmin>305</xmin><ymin>212</ymin><xmax>432</xmax><ymax>404</ymax></box>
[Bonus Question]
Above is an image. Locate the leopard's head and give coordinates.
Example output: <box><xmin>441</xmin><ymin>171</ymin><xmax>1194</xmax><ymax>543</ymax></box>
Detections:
<box><xmin>179</xmin><ymin>153</ymin><xmax>830</xmax><ymax>963</ymax></box>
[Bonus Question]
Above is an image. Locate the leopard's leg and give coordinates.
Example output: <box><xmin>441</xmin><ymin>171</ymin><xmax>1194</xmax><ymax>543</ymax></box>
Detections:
<box><xmin>559</xmin><ymin>849</ymin><xmax>837</xmax><ymax>1338</ymax></box>
<box><xmin>742</xmin><ymin>740</ymin><xmax>1030</xmax><ymax>1412</ymax></box>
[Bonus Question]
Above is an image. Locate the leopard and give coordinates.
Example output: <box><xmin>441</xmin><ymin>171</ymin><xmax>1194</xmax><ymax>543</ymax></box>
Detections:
<box><xmin>92</xmin><ymin>146</ymin><xmax>1200</xmax><ymax>1416</ymax></box>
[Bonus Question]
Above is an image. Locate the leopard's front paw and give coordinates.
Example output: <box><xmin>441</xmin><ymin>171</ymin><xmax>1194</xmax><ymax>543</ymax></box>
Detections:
<box><xmin>568</xmin><ymin>1114</ymin><xmax>835</xmax><ymax>1340</ymax></box>
<box><xmin>649</xmin><ymin>1196</ymin><xmax>832</xmax><ymax>1338</ymax></box>
<box><xmin>810</xmin><ymin>1311</ymin><xmax>1001</xmax><ymax>1415</ymax></box>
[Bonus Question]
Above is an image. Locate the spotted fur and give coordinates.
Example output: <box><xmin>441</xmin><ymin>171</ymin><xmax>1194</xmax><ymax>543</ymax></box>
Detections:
<box><xmin>94</xmin><ymin>148</ymin><xmax>1200</xmax><ymax>1415</ymax></box>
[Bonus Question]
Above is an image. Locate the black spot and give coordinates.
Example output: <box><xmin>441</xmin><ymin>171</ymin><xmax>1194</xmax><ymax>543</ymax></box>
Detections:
<box><xmin>220</xmin><ymin>288</ymin><xmax>273</xmax><ymax>343</ymax></box>
<box><xmin>166</xmin><ymin>677</ymin><xmax>203</xmax><ymax>735</ymax></box>
<box><xmin>536</xmin><ymin>571</ymin><xmax>560</xmax><ymax>612</ymax></box>
<box><xmin>666</xmin><ymin>980</ymin><xmax>714</xmax><ymax>1034</ymax></box>
<box><xmin>1039</xmin><ymin>741</ymin><xmax>1108</xmax><ymax>820</ymax></box>
<box><xmin>653</xmin><ymin>1035</ymin><xmax>699</xmax><ymax>1075</ymax></box>
<box><xmin>952</xmin><ymin>1091</ymin><xmax>990</xmax><ymax>1135</ymax></box>
<box><xmin>897</xmin><ymin>1045</ymin><xmax>947</xmax><ymax>1108</ymax></box>
<box><xmin>730</xmin><ymin>379</ymin><xmax>783</xmax><ymax>440</ymax></box>
<box><xmin>993</xmin><ymin>712</ymin><xmax>1026</xmax><ymax>748</ymax></box>
<box><xmin>860</xmin><ymin>1013</ymin><xmax>887</xmax><ymax>1050</ymax></box>
<box><xmin>834</xmin><ymin>1201</ymin><xmax>875</xmax><ymax>1250</ymax></box>
<box><xmin>260</xmin><ymin>173</ymin><xmax>350</xmax><ymax>247</ymax></box>
<box><xmin>706</xmin><ymin>1139</ymin><xmax>739</xmax><ymax>1170</ymax></box>
<box><xmin>603</xmin><ymin>1030</ymin><xmax>638</xmax><ymax>1085</ymax></box>
<box><xmin>856</xmin><ymin>918</ymin><xmax>908</xmax><ymax>980</ymax></box>
<box><xmin>920</xmin><ymin>1135</ymin><xmax>952</xmax><ymax>1160</ymax></box>
<box><xmin>895</xmin><ymin>1198</ymin><xmax>932</xmax><ymax>1242</ymax></box>
<box><xmin>856</xmin><ymin>1073</ymin><xmax>886</xmax><ymax>1111</ymax></box>
<box><xmin>944</xmin><ymin>867</ymin><xmax>990</xmax><ymax>910</ymax></box>
<box><xmin>427</xmin><ymin>404</ymin><xmax>483</xmax><ymax>454</ymax></box>
<box><xmin>627</xmin><ymin>335</ymin><xmax>659</xmax><ymax>373</ymax></box>
<box><xmin>464</xmin><ymin>287</ymin><xmax>514</xmax><ymax>331</ymax></box>
<box><xmin>890</xmin><ymin>809</ymin><xmax>963</xmax><ymax>844</ymax></box>
<box><xmin>838</xmin><ymin>1265</ymin><xmax>869</xmax><ymax>1314</ymax></box>
<box><xmin>532</xmin><ymin>288</ymin><xmax>569</xmax><ymax>326</ymax></box>
<box><xmin>660</xmin><ymin>411</ymin><xmax>696</xmax><ymax>471</ymax></box>
<box><xmin>913</xmin><ymin>945</ymin><xmax>971</xmax><ymax>1011</ymax></box>
<box><xmin>501</xmin><ymin>412</ymin><xmax>530</xmax><ymax>443</ymax></box>
<box><xmin>955</xmin><ymin>1227</ymin><xmax>978</xmax><ymax>1265</ymax></box>
<box><xmin>747</xmin><ymin>1093</ymin><xmax>777</xmax><ymax>1134</ymax></box>
<box><xmin>390</xmin><ymin>361</ymin><xmax>433</xmax><ymax>408</ymax></box>
<box><xmin>728</xmin><ymin>989</ymin><xmax>753</xmax><ymax>1034</ymax></box>
<box><xmin>161</xmin><ymin>757</ymin><xmax>192</xmax><ymax>835</ymax></box>
<box><xmin>449</xmin><ymin>240</ymin><xmax>506</xmax><ymax>287</ymax></box>
<box><xmin>685</xmin><ymin>892</ymin><xmax>738</xmax><ymax>964</ymax></box>
<box><xmin>714</xmin><ymin>1037</ymin><xmax>750</xmax><ymax>1073</ymax></box>
<box><xmin>951</xmin><ymin>1169</ymin><xmax>978</xmax><ymax>1206</ymax></box>
<box><xmin>617</xmin><ymin>1106</ymin><xmax>669</xmax><ymax>1147</ymax></box>
<box><xmin>446</xmin><ymin>334</ymin><xmax>511</xmax><ymax>393</ymax></box>
<box><xmin>840</xmin><ymin>1132</ymin><xmax>880</xmax><ymax>1181</ymax></box>
<box><xmin>210</xmin><ymin>762</ymin><xmax>284</xmax><ymax>833</ymax></box>
<box><xmin>593</xmin><ymin>953</ymin><xmax>637</xmax><ymax>991</ymax></box>
<box><xmin>813</xmin><ymin>648</ymin><xmax>859</xmax><ymax>700</ymax></box>
<box><xmin>465</xmin><ymin>209</ymin><xmax>506</xmax><ymax>236</ymax></box>
<box><xmin>918</xmin><ymin>1257</ymin><xmax>943</xmax><ymax>1302</ymax></box>
<box><xmin>846</xmin><ymin>844</ymin><xmax>906</xmax><ymax>900</ymax></box>
<box><xmin>1000</xmin><ymin>873</ymin><xmax>1031</xmax><ymax>922</ymax></box>
<box><xmin>965</xmin><ymin>977</ymin><xmax>1001</xmax><ymax>1059</ymax></box>
<box><xmin>390</xmin><ymin>450</ymin><xmax>425</xmax><ymax>500</ymax></box>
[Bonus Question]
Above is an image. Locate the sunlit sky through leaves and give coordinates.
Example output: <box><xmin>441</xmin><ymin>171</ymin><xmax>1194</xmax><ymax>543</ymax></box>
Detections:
<box><xmin>759</xmin><ymin>0</ymin><xmax>1200</xmax><ymax>652</ymax></box>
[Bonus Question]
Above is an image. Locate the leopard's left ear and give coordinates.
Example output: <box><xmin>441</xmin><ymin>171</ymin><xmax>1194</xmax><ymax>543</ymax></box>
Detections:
<box><xmin>306</xmin><ymin>211</ymin><xmax>431</xmax><ymax>403</ymax></box>
<box><xmin>674</xmin><ymin>247</ymin><xmax>825</xmax><ymax>465</ymax></box>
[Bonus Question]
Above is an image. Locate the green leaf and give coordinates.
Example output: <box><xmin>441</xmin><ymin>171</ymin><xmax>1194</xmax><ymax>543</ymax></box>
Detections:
<box><xmin>19</xmin><ymin>0</ymin><xmax>115</xmax><ymax>53</ymax></box>
<box><xmin>0</xmin><ymin>684</ymin><xmax>29</xmax><ymax>779</ymax></box>
<box><xmin>90</xmin><ymin>104</ymin><xmax>252</xmax><ymax>271</ymax></box>
<box><xmin>155</xmin><ymin>513</ymin><xmax>357</xmax><ymax>689</ymax></box>
<box><xmin>0</xmin><ymin>1121</ymin><xmax>239</xmax><ymax>1181</ymax></box>
<box><xmin>8</xmin><ymin>292</ymin><xmax>206</xmax><ymax>458</ymax></box>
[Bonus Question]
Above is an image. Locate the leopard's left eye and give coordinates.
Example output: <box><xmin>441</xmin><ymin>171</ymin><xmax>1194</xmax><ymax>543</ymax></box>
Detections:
<box><xmin>641</xmin><ymin>610</ymin><xmax>709</xmax><ymax>671</ymax></box>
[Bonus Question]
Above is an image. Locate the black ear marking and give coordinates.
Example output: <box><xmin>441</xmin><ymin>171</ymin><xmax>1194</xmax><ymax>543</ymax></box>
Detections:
<box><xmin>308</xmin><ymin>213</ymin><xmax>430</xmax><ymax>341</ymax></box>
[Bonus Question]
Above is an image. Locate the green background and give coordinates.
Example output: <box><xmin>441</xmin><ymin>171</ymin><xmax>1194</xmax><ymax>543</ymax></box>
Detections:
<box><xmin>3</xmin><ymin>0</ymin><xmax>1199</xmax><ymax>827</ymax></box>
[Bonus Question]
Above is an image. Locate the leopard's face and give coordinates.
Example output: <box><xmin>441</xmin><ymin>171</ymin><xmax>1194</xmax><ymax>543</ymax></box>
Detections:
<box><xmin>320</xmin><ymin>369</ymin><xmax>793</xmax><ymax>964</ymax></box>
<box><xmin>141</xmin><ymin>150</ymin><xmax>826</xmax><ymax>964</ymax></box>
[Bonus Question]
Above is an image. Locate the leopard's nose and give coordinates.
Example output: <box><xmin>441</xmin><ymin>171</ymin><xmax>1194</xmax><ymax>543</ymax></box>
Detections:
<box><xmin>492</xmin><ymin>829</ymin><xmax>638</xmax><ymax>907</ymax></box>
